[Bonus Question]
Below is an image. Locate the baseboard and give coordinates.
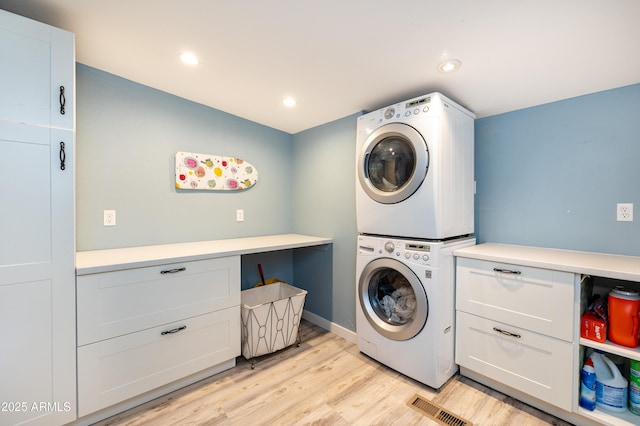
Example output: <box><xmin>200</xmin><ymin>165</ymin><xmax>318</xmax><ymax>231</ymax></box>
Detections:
<box><xmin>302</xmin><ymin>310</ymin><xmax>357</xmax><ymax>344</ymax></box>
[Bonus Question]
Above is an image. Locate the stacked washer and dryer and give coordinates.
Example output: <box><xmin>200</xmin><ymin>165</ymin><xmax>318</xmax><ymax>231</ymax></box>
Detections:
<box><xmin>355</xmin><ymin>92</ymin><xmax>476</xmax><ymax>389</ymax></box>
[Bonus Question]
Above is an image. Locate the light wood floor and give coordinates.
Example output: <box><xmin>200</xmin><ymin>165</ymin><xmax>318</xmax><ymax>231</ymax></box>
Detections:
<box><xmin>95</xmin><ymin>320</ymin><xmax>571</xmax><ymax>426</ymax></box>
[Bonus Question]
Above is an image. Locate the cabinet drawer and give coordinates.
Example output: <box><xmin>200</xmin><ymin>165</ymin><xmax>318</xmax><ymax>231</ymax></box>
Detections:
<box><xmin>455</xmin><ymin>311</ymin><xmax>573</xmax><ymax>411</ymax></box>
<box><xmin>456</xmin><ymin>257</ymin><xmax>575</xmax><ymax>341</ymax></box>
<box><xmin>77</xmin><ymin>256</ymin><xmax>240</xmax><ymax>346</ymax></box>
<box><xmin>77</xmin><ymin>307</ymin><xmax>240</xmax><ymax>417</ymax></box>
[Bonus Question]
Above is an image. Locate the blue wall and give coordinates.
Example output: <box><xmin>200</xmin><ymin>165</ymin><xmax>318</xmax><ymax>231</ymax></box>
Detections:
<box><xmin>475</xmin><ymin>84</ymin><xmax>640</xmax><ymax>256</ymax></box>
<box><xmin>291</xmin><ymin>114</ymin><xmax>360</xmax><ymax>330</ymax></box>
<box><xmin>75</xmin><ymin>64</ymin><xmax>348</xmax><ymax>329</ymax></box>
<box><xmin>76</xmin><ymin>62</ymin><xmax>640</xmax><ymax>332</ymax></box>
<box><xmin>76</xmin><ymin>64</ymin><xmax>293</xmax><ymax>251</ymax></box>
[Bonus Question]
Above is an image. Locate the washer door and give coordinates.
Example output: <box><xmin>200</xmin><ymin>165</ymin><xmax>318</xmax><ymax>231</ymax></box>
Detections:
<box><xmin>358</xmin><ymin>257</ymin><xmax>428</xmax><ymax>341</ymax></box>
<box><xmin>358</xmin><ymin>123</ymin><xmax>429</xmax><ymax>204</ymax></box>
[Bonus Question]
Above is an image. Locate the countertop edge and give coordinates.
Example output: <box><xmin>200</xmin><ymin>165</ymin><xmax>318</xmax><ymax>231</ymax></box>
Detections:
<box><xmin>76</xmin><ymin>234</ymin><xmax>332</xmax><ymax>275</ymax></box>
<box><xmin>454</xmin><ymin>243</ymin><xmax>640</xmax><ymax>282</ymax></box>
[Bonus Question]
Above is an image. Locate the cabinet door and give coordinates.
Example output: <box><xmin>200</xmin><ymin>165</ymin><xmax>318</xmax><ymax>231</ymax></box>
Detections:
<box><xmin>0</xmin><ymin>11</ymin><xmax>76</xmax><ymax>424</ymax></box>
<box><xmin>0</xmin><ymin>123</ymin><xmax>75</xmax><ymax>424</ymax></box>
<box><xmin>0</xmin><ymin>9</ymin><xmax>74</xmax><ymax>130</ymax></box>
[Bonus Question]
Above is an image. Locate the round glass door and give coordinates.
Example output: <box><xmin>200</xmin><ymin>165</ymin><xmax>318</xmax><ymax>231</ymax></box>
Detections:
<box><xmin>358</xmin><ymin>258</ymin><xmax>428</xmax><ymax>341</ymax></box>
<box><xmin>358</xmin><ymin>123</ymin><xmax>429</xmax><ymax>204</ymax></box>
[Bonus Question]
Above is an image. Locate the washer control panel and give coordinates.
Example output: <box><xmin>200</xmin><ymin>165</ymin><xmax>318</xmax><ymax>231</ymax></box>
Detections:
<box><xmin>373</xmin><ymin>239</ymin><xmax>435</xmax><ymax>266</ymax></box>
<box><xmin>357</xmin><ymin>235</ymin><xmax>443</xmax><ymax>266</ymax></box>
<box><xmin>358</xmin><ymin>235</ymin><xmax>474</xmax><ymax>271</ymax></box>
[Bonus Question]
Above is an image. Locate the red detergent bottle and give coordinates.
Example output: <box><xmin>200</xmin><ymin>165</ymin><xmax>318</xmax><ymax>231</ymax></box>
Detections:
<box><xmin>608</xmin><ymin>286</ymin><xmax>640</xmax><ymax>348</ymax></box>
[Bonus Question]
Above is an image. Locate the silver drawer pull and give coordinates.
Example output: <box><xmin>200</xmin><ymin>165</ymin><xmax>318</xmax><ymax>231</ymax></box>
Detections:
<box><xmin>161</xmin><ymin>325</ymin><xmax>187</xmax><ymax>335</ymax></box>
<box><xmin>160</xmin><ymin>267</ymin><xmax>186</xmax><ymax>274</ymax></box>
<box><xmin>493</xmin><ymin>267</ymin><xmax>521</xmax><ymax>275</ymax></box>
<box><xmin>493</xmin><ymin>327</ymin><xmax>521</xmax><ymax>339</ymax></box>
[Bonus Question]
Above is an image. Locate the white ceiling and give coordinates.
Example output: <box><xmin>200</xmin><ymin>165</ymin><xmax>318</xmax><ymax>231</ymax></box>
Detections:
<box><xmin>2</xmin><ymin>0</ymin><xmax>639</xmax><ymax>134</ymax></box>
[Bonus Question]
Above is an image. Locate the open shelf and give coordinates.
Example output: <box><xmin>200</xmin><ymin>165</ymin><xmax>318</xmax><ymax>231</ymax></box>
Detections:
<box><xmin>580</xmin><ymin>338</ymin><xmax>640</xmax><ymax>362</ymax></box>
<box><xmin>577</xmin><ymin>406</ymin><xmax>640</xmax><ymax>426</ymax></box>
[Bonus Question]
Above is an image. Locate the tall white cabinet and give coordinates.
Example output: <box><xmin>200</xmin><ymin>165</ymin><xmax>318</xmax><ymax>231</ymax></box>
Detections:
<box><xmin>0</xmin><ymin>10</ymin><xmax>76</xmax><ymax>426</ymax></box>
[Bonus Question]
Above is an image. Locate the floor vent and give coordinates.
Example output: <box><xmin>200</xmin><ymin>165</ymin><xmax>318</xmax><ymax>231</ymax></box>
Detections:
<box><xmin>406</xmin><ymin>394</ymin><xmax>473</xmax><ymax>426</ymax></box>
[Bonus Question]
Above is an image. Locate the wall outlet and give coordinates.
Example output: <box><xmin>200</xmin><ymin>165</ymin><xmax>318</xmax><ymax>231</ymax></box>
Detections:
<box><xmin>617</xmin><ymin>203</ymin><xmax>633</xmax><ymax>222</ymax></box>
<box><xmin>104</xmin><ymin>210</ymin><xmax>116</xmax><ymax>226</ymax></box>
<box><xmin>236</xmin><ymin>209</ymin><xmax>244</xmax><ymax>222</ymax></box>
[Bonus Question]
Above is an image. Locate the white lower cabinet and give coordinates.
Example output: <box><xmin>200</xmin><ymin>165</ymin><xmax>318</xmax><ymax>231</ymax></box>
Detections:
<box><xmin>455</xmin><ymin>244</ymin><xmax>640</xmax><ymax>426</ymax></box>
<box><xmin>456</xmin><ymin>257</ymin><xmax>575</xmax><ymax>413</ymax></box>
<box><xmin>76</xmin><ymin>256</ymin><xmax>241</xmax><ymax>418</ymax></box>
<box><xmin>456</xmin><ymin>311</ymin><xmax>574</xmax><ymax>411</ymax></box>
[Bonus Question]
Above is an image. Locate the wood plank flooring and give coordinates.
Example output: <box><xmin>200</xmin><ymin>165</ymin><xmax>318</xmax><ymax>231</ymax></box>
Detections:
<box><xmin>95</xmin><ymin>320</ymin><xmax>571</xmax><ymax>426</ymax></box>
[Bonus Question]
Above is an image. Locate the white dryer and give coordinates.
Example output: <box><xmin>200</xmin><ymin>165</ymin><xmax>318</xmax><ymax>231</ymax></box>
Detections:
<box><xmin>356</xmin><ymin>92</ymin><xmax>475</xmax><ymax>240</ymax></box>
<box><xmin>355</xmin><ymin>234</ymin><xmax>475</xmax><ymax>389</ymax></box>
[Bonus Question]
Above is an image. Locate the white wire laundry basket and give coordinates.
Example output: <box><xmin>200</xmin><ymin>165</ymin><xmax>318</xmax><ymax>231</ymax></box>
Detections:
<box><xmin>240</xmin><ymin>282</ymin><xmax>307</xmax><ymax>367</ymax></box>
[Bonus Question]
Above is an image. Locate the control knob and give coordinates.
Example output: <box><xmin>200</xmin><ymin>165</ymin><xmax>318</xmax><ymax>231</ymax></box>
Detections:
<box><xmin>384</xmin><ymin>107</ymin><xmax>395</xmax><ymax>119</ymax></box>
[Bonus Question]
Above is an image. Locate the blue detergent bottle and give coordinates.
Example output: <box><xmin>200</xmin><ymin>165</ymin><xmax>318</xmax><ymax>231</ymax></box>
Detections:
<box><xmin>580</xmin><ymin>356</ymin><xmax>597</xmax><ymax>411</ymax></box>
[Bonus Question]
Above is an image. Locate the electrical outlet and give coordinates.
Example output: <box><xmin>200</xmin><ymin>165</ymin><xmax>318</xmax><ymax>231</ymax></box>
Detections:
<box><xmin>617</xmin><ymin>203</ymin><xmax>633</xmax><ymax>222</ymax></box>
<box><xmin>236</xmin><ymin>209</ymin><xmax>244</xmax><ymax>222</ymax></box>
<box><xmin>104</xmin><ymin>210</ymin><xmax>116</xmax><ymax>226</ymax></box>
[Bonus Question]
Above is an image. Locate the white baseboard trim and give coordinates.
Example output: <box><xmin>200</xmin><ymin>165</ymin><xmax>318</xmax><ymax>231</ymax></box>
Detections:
<box><xmin>302</xmin><ymin>310</ymin><xmax>357</xmax><ymax>344</ymax></box>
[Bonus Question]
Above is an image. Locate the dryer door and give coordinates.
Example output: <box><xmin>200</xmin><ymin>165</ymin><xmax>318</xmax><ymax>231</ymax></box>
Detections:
<box><xmin>358</xmin><ymin>257</ymin><xmax>428</xmax><ymax>341</ymax></box>
<box><xmin>358</xmin><ymin>122</ymin><xmax>429</xmax><ymax>204</ymax></box>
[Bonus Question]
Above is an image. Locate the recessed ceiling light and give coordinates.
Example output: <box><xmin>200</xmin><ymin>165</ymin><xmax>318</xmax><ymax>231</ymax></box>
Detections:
<box><xmin>283</xmin><ymin>97</ymin><xmax>296</xmax><ymax>108</ymax></box>
<box><xmin>180</xmin><ymin>52</ymin><xmax>199</xmax><ymax>65</ymax></box>
<box><xmin>438</xmin><ymin>59</ymin><xmax>462</xmax><ymax>73</ymax></box>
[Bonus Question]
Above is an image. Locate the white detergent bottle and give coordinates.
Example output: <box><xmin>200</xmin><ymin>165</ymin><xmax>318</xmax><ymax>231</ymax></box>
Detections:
<box><xmin>592</xmin><ymin>352</ymin><xmax>629</xmax><ymax>413</ymax></box>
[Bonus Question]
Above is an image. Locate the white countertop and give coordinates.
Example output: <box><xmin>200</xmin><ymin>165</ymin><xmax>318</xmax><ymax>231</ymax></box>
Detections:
<box><xmin>454</xmin><ymin>243</ymin><xmax>640</xmax><ymax>282</ymax></box>
<box><xmin>76</xmin><ymin>234</ymin><xmax>332</xmax><ymax>275</ymax></box>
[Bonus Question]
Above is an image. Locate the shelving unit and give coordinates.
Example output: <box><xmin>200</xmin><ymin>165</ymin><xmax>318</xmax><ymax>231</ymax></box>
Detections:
<box><xmin>578</xmin><ymin>275</ymin><xmax>640</xmax><ymax>426</ymax></box>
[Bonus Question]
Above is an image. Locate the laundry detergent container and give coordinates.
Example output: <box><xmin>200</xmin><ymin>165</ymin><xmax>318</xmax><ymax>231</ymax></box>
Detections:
<box><xmin>608</xmin><ymin>286</ymin><xmax>640</xmax><ymax>348</ymax></box>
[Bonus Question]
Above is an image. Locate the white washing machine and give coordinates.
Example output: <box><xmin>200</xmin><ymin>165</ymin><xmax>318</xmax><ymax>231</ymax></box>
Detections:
<box><xmin>355</xmin><ymin>92</ymin><xmax>475</xmax><ymax>240</ymax></box>
<box><xmin>355</xmin><ymin>234</ymin><xmax>475</xmax><ymax>389</ymax></box>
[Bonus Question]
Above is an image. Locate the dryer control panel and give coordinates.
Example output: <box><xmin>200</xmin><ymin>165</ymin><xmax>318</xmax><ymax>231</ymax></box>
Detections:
<box><xmin>358</xmin><ymin>92</ymin><xmax>472</xmax><ymax>132</ymax></box>
<box><xmin>371</xmin><ymin>95</ymin><xmax>438</xmax><ymax>125</ymax></box>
